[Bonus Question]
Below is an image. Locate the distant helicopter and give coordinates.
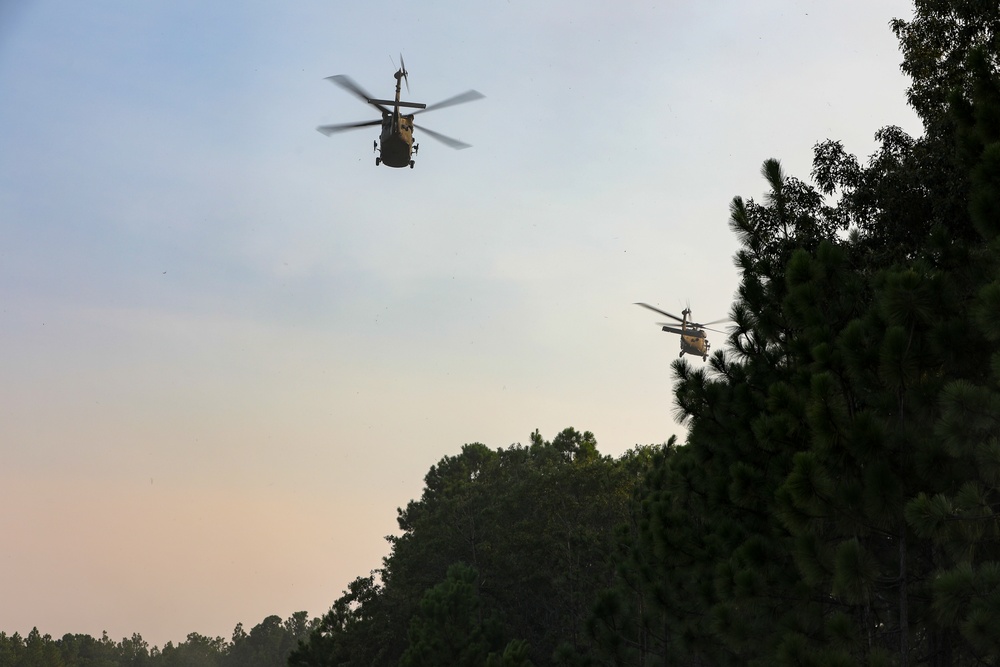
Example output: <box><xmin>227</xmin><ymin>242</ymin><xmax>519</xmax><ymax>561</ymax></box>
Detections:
<box><xmin>635</xmin><ymin>303</ymin><xmax>727</xmax><ymax>361</ymax></box>
<box><xmin>316</xmin><ymin>56</ymin><xmax>484</xmax><ymax>168</ymax></box>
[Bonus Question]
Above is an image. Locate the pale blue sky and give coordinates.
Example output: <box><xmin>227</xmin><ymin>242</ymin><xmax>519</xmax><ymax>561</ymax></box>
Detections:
<box><xmin>1</xmin><ymin>0</ymin><xmax>919</xmax><ymax>647</ymax></box>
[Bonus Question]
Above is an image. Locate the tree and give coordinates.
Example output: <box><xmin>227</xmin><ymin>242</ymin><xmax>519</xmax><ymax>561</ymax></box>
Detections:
<box><xmin>288</xmin><ymin>575</ymin><xmax>387</xmax><ymax>667</ymax></box>
<box><xmin>292</xmin><ymin>430</ymin><xmax>655</xmax><ymax>666</ymax></box>
<box><xmin>224</xmin><ymin>614</ymin><xmax>309</xmax><ymax>667</ymax></box>
<box><xmin>118</xmin><ymin>633</ymin><xmax>151</xmax><ymax>667</ymax></box>
<box><xmin>599</xmin><ymin>1</ymin><xmax>1000</xmax><ymax>663</ymax></box>
<box><xmin>398</xmin><ymin>563</ymin><xmax>504</xmax><ymax>667</ymax></box>
<box><xmin>22</xmin><ymin>629</ymin><xmax>62</xmax><ymax>667</ymax></box>
<box><xmin>892</xmin><ymin>0</ymin><xmax>1000</xmax><ymax>131</ymax></box>
<box><xmin>154</xmin><ymin>633</ymin><xmax>224</xmax><ymax>667</ymax></box>
<box><xmin>52</xmin><ymin>630</ymin><xmax>142</xmax><ymax>667</ymax></box>
<box><xmin>901</xmin><ymin>41</ymin><xmax>1000</xmax><ymax>662</ymax></box>
<box><xmin>0</xmin><ymin>633</ymin><xmax>23</xmax><ymax>667</ymax></box>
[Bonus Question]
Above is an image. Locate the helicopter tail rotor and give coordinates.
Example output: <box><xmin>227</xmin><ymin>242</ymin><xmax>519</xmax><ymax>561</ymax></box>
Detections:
<box><xmin>391</xmin><ymin>53</ymin><xmax>410</xmax><ymax>92</ymax></box>
<box><xmin>399</xmin><ymin>53</ymin><xmax>409</xmax><ymax>92</ymax></box>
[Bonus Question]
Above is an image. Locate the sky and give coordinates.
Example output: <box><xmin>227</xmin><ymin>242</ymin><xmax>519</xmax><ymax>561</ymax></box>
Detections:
<box><xmin>1</xmin><ymin>0</ymin><xmax>922</xmax><ymax>649</ymax></box>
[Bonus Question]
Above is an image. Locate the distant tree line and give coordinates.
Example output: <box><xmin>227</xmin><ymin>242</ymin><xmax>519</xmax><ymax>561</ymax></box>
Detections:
<box><xmin>287</xmin><ymin>0</ymin><xmax>1000</xmax><ymax>664</ymax></box>
<box><xmin>0</xmin><ymin>612</ymin><xmax>312</xmax><ymax>667</ymax></box>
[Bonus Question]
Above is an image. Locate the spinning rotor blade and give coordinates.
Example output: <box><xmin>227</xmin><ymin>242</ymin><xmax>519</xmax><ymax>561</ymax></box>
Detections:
<box><xmin>658</xmin><ymin>324</ymin><xmax>707</xmax><ymax>339</ymax></box>
<box><xmin>316</xmin><ymin>119</ymin><xmax>382</xmax><ymax>135</ymax></box>
<box><xmin>399</xmin><ymin>53</ymin><xmax>409</xmax><ymax>92</ymax></box>
<box><xmin>414</xmin><ymin>90</ymin><xmax>485</xmax><ymax>114</ymax></box>
<box><xmin>635</xmin><ymin>302</ymin><xmax>684</xmax><ymax>323</ymax></box>
<box><xmin>687</xmin><ymin>319</ymin><xmax>729</xmax><ymax>331</ymax></box>
<box><xmin>325</xmin><ymin>75</ymin><xmax>391</xmax><ymax>114</ymax></box>
<box><xmin>414</xmin><ymin>123</ymin><xmax>472</xmax><ymax>149</ymax></box>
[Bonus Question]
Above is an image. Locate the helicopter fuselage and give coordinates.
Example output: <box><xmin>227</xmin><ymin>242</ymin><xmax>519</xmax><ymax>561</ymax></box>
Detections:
<box><xmin>661</xmin><ymin>325</ymin><xmax>710</xmax><ymax>359</ymax></box>
<box><xmin>377</xmin><ymin>113</ymin><xmax>416</xmax><ymax>168</ymax></box>
<box><xmin>371</xmin><ymin>70</ymin><xmax>425</xmax><ymax>168</ymax></box>
<box><xmin>681</xmin><ymin>331</ymin><xmax>709</xmax><ymax>358</ymax></box>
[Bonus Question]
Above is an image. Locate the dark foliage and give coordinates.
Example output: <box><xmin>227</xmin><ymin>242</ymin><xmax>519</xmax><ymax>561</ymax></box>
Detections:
<box><xmin>0</xmin><ymin>613</ymin><xmax>314</xmax><ymax>667</ymax></box>
<box><xmin>591</xmin><ymin>2</ymin><xmax>1000</xmax><ymax>664</ymax></box>
<box><xmin>289</xmin><ymin>429</ymin><xmax>657</xmax><ymax>667</ymax></box>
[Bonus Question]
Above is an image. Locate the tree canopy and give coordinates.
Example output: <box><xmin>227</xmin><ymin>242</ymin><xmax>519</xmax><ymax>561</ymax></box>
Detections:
<box><xmin>290</xmin><ymin>429</ymin><xmax>658</xmax><ymax>666</ymax></box>
<box><xmin>588</xmin><ymin>2</ymin><xmax>1000</xmax><ymax>664</ymax></box>
<box><xmin>0</xmin><ymin>613</ymin><xmax>313</xmax><ymax>667</ymax></box>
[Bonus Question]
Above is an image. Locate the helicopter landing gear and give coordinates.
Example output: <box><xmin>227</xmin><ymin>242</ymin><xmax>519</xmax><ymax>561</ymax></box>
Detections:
<box><xmin>375</xmin><ymin>157</ymin><xmax>381</xmax><ymax>166</ymax></box>
<box><xmin>409</xmin><ymin>160</ymin><xmax>415</xmax><ymax>168</ymax></box>
<box><xmin>703</xmin><ymin>355</ymin><xmax>708</xmax><ymax>361</ymax></box>
<box><xmin>678</xmin><ymin>351</ymin><xmax>684</xmax><ymax>358</ymax></box>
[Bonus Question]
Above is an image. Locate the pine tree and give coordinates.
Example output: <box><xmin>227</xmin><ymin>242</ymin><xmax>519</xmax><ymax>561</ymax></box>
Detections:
<box><xmin>603</xmin><ymin>4</ymin><xmax>1000</xmax><ymax>663</ymax></box>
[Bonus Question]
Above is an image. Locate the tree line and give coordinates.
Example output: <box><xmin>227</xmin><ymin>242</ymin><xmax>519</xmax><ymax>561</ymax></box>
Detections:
<box><xmin>0</xmin><ymin>612</ymin><xmax>312</xmax><ymax>667</ymax></box>
<box><xmin>288</xmin><ymin>0</ymin><xmax>1000</xmax><ymax>664</ymax></box>
<box><xmin>289</xmin><ymin>429</ymin><xmax>659</xmax><ymax>666</ymax></box>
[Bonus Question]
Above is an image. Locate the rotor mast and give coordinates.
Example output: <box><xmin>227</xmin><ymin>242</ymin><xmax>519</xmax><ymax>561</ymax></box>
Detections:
<box><xmin>366</xmin><ymin>67</ymin><xmax>426</xmax><ymax>112</ymax></box>
<box><xmin>391</xmin><ymin>66</ymin><xmax>408</xmax><ymax>125</ymax></box>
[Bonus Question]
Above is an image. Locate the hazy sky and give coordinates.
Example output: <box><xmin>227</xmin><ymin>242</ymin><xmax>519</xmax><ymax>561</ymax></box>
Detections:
<box><xmin>1</xmin><ymin>0</ymin><xmax>921</xmax><ymax>648</ymax></box>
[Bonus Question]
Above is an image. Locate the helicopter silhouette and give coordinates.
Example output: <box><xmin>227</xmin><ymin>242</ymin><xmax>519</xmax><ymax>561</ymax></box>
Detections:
<box><xmin>635</xmin><ymin>303</ymin><xmax>727</xmax><ymax>361</ymax></box>
<box><xmin>316</xmin><ymin>56</ymin><xmax>484</xmax><ymax>168</ymax></box>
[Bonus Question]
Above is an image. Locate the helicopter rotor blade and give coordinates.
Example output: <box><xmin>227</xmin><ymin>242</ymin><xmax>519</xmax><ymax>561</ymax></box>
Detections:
<box><xmin>635</xmin><ymin>302</ymin><xmax>685</xmax><ymax>322</ymax></box>
<box><xmin>413</xmin><ymin>90</ymin><xmax>485</xmax><ymax>115</ymax></box>
<box><xmin>325</xmin><ymin>75</ymin><xmax>391</xmax><ymax>115</ymax></box>
<box><xmin>413</xmin><ymin>123</ymin><xmax>471</xmax><ymax>149</ymax></box>
<box><xmin>316</xmin><ymin>119</ymin><xmax>382</xmax><ymax>135</ymax></box>
<box><xmin>687</xmin><ymin>322</ymin><xmax>726</xmax><ymax>332</ymax></box>
<box><xmin>658</xmin><ymin>325</ymin><xmax>706</xmax><ymax>339</ymax></box>
<box><xmin>399</xmin><ymin>53</ymin><xmax>409</xmax><ymax>92</ymax></box>
<box><xmin>688</xmin><ymin>320</ymin><xmax>728</xmax><ymax>330</ymax></box>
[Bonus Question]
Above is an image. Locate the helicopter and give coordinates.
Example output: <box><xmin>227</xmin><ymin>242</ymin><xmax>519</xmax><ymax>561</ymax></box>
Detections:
<box><xmin>635</xmin><ymin>303</ymin><xmax>727</xmax><ymax>361</ymax></box>
<box><xmin>316</xmin><ymin>56</ymin><xmax>484</xmax><ymax>168</ymax></box>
